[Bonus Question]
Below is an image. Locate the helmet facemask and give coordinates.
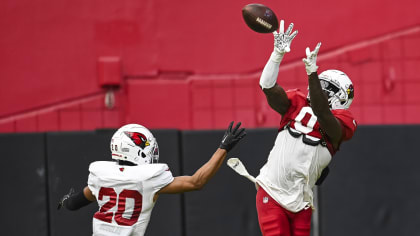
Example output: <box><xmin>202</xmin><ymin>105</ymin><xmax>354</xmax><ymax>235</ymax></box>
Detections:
<box><xmin>320</xmin><ymin>79</ymin><xmax>342</xmax><ymax>109</ymax></box>
<box><xmin>148</xmin><ymin>140</ymin><xmax>159</xmax><ymax>163</ymax></box>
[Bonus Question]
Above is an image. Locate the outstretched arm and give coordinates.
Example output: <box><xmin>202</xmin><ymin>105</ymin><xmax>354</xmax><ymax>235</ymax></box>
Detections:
<box><xmin>157</xmin><ymin>121</ymin><xmax>246</xmax><ymax>194</ymax></box>
<box><xmin>303</xmin><ymin>43</ymin><xmax>343</xmax><ymax>149</ymax></box>
<box><xmin>158</xmin><ymin>148</ymin><xmax>227</xmax><ymax>194</ymax></box>
<box><xmin>260</xmin><ymin>20</ymin><xmax>298</xmax><ymax>115</ymax></box>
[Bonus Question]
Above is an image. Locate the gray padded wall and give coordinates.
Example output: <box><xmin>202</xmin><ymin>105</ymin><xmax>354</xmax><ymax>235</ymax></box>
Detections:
<box><xmin>47</xmin><ymin>130</ymin><xmax>114</xmax><ymax>236</ymax></box>
<box><xmin>0</xmin><ymin>133</ymin><xmax>48</xmax><ymax>236</ymax></box>
<box><xmin>320</xmin><ymin>125</ymin><xmax>420</xmax><ymax>236</ymax></box>
<box><xmin>3</xmin><ymin>125</ymin><xmax>420</xmax><ymax>236</ymax></box>
<box><xmin>181</xmin><ymin>128</ymin><xmax>278</xmax><ymax>236</ymax></box>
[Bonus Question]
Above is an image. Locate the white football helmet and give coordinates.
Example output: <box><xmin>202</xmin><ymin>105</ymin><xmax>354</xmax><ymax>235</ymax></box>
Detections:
<box><xmin>110</xmin><ymin>124</ymin><xmax>159</xmax><ymax>165</ymax></box>
<box><xmin>307</xmin><ymin>69</ymin><xmax>354</xmax><ymax>109</ymax></box>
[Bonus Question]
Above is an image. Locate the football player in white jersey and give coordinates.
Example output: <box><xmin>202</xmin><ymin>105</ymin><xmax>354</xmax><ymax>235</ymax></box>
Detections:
<box><xmin>58</xmin><ymin>121</ymin><xmax>246</xmax><ymax>236</ymax></box>
<box><xmin>255</xmin><ymin>20</ymin><xmax>357</xmax><ymax>236</ymax></box>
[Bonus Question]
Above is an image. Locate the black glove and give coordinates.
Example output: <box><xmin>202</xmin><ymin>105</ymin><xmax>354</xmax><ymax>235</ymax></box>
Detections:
<box><xmin>219</xmin><ymin>121</ymin><xmax>246</xmax><ymax>152</ymax></box>
<box><xmin>57</xmin><ymin>188</ymin><xmax>75</xmax><ymax>210</ymax></box>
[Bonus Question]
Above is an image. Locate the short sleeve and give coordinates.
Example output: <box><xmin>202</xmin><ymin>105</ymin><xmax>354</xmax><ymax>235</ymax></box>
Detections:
<box><xmin>147</xmin><ymin>166</ymin><xmax>174</xmax><ymax>194</ymax></box>
<box><xmin>285</xmin><ymin>89</ymin><xmax>306</xmax><ymax>111</ymax></box>
<box><xmin>87</xmin><ymin>162</ymin><xmax>100</xmax><ymax>197</ymax></box>
<box><xmin>333</xmin><ymin>109</ymin><xmax>357</xmax><ymax>141</ymax></box>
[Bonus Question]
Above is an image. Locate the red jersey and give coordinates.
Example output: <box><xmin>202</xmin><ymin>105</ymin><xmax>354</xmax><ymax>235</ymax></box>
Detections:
<box><xmin>279</xmin><ymin>89</ymin><xmax>357</xmax><ymax>155</ymax></box>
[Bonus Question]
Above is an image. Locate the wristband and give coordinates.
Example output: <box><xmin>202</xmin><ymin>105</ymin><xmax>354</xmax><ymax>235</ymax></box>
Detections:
<box><xmin>65</xmin><ymin>190</ymin><xmax>92</xmax><ymax>210</ymax></box>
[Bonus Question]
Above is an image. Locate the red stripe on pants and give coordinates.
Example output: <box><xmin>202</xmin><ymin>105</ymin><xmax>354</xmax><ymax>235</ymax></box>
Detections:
<box><xmin>256</xmin><ymin>187</ymin><xmax>312</xmax><ymax>236</ymax></box>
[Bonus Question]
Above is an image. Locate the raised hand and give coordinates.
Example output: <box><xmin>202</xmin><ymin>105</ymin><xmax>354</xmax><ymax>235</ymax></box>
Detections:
<box><xmin>302</xmin><ymin>42</ymin><xmax>322</xmax><ymax>75</ymax></box>
<box><xmin>273</xmin><ymin>20</ymin><xmax>298</xmax><ymax>54</ymax></box>
<box><xmin>219</xmin><ymin>121</ymin><xmax>246</xmax><ymax>152</ymax></box>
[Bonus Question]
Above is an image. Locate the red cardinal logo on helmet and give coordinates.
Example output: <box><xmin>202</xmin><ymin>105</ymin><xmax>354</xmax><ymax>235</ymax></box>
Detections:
<box><xmin>124</xmin><ymin>132</ymin><xmax>150</xmax><ymax>149</ymax></box>
<box><xmin>347</xmin><ymin>84</ymin><xmax>354</xmax><ymax>99</ymax></box>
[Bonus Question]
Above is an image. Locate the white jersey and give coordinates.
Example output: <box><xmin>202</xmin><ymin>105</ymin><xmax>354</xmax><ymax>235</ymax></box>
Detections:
<box><xmin>88</xmin><ymin>161</ymin><xmax>174</xmax><ymax>236</ymax></box>
<box><xmin>256</xmin><ymin>130</ymin><xmax>331</xmax><ymax>213</ymax></box>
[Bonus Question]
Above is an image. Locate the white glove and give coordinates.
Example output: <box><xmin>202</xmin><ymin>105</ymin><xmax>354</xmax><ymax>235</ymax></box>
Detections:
<box><xmin>260</xmin><ymin>20</ymin><xmax>298</xmax><ymax>89</ymax></box>
<box><xmin>302</xmin><ymin>42</ymin><xmax>321</xmax><ymax>75</ymax></box>
<box><xmin>270</xmin><ymin>20</ymin><xmax>298</xmax><ymax>62</ymax></box>
<box><xmin>227</xmin><ymin>158</ymin><xmax>258</xmax><ymax>191</ymax></box>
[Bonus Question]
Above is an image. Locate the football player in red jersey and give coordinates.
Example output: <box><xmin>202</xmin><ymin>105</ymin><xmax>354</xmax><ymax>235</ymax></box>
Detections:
<box><xmin>58</xmin><ymin>121</ymin><xmax>245</xmax><ymax>236</ymax></box>
<box><xmin>255</xmin><ymin>20</ymin><xmax>357</xmax><ymax>236</ymax></box>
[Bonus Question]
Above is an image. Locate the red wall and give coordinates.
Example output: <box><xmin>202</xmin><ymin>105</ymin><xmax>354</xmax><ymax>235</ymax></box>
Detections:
<box><xmin>1</xmin><ymin>0</ymin><xmax>420</xmax><ymax>132</ymax></box>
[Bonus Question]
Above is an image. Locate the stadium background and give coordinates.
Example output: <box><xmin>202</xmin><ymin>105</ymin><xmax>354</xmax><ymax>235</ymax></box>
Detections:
<box><xmin>1</xmin><ymin>0</ymin><xmax>420</xmax><ymax>235</ymax></box>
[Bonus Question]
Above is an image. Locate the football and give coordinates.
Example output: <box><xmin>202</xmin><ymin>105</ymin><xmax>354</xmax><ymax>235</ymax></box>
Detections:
<box><xmin>241</xmin><ymin>3</ymin><xmax>279</xmax><ymax>33</ymax></box>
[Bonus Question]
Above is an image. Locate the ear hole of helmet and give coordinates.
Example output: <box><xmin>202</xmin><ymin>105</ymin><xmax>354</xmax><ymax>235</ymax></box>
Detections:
<box><xmin>141</xmin><ymin>152</ymin><xmax>146</xmax><ymax>158</ymax></box>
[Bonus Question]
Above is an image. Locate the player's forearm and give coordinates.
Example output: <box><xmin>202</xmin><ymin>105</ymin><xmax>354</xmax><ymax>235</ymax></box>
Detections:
<box><xmin>308</xmin><ymin>72</ymin><xmax>331</xmax><ymax>117</ymax></box>
<box><xmin>259</xmin><ymin>51</ymin><xmax>283</xmax><ymax>89</ymax></box>
<box><xmin>308</xmin><ymin>72</ymin><xmax>343</xmax><ymax>145</ymax></box>
<box><xmin>191</xmin><ymin>148</ymin><xmax>227</xmax><ymax>190</ymax></box>
<box><xmin>259</xmin><ymin>50</ymin><xmax>290</xmax><ymax>115</ymax></box>
<box><xmin>64</xmin><ymin>188</ymin><xmax>94</xmax><ymax>210</ymax></box>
